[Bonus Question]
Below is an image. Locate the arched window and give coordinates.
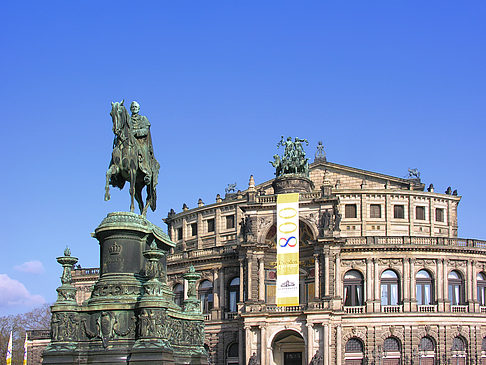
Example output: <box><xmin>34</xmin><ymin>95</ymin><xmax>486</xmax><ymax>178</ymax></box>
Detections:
<box><xmin>478</xmin><ymin>273</ymin><xmax>486</xmax><ymax>306</ymax></box>
<box><xmin>173</xmin><ymin>283</ymin><xmax>183</xmax><ymax>306</ymax></box>
<box><xmin>226</xmin><ymin>343</ymin><xmax>239</xmax><ymax>365</ymax></box>
<box><xmin>344</xmin><ymin>270</ymin><xmax>364</xmax><ymax>307</ymax></box>
<box><xmin>228</xmin><ymin>277</ymin><xmax>240</xmax><ymax>313</ymax></box>
<box><xmin>481</xmin><ymin>337</ymin><xmax>486</xmax><ymax>363</ymax></box>
<box><xmin>345</xmin><ymin>338</ymin><xmax>364</xmax><ymax>365</ymax></box>
<box><xmin>198</xmin><ymin>280</ymin><xmax>213</xmax><ymax>314</ymax></box>
<box><xmin>419</xmin><ymin>336</ymin><xmax>436</xmax><ymax>364</ymax></box>
<box><xmin>383</xmin><ymin>337</ymin><xmax>401</xmax><ymax>364</ymax></box>
<box><xmin>416</xmin><ymin>270</ymin><xmax>433</xmax><ymax>305</ymax></box>
<box><xmin>452</xmin><ymin>336</ymin><xmax>467</xmax><ymax>364</ymax></box>
<box><xmin>381</xmin><ymin>270</ymin><xmax>399</xmax><ymax>306</ymax></box>
<box><xmin>448</xmin><ymin>270</ymin><xmax>465</xmax><ymax>305</ymax></box>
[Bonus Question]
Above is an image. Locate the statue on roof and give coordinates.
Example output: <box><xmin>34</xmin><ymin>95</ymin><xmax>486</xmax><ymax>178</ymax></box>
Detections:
<box><xmin>407</xmin><ymin>168</ymin><xmax>420</xmax><ymax>180</ymax></box>
<box><xmin>315</xmin><ymin>141</ymin><xmax>326</xmax><ymax>162</ymax></box>
<box><xmin>271</xmin><ymin>136</ymin><xmax>309</xmax><ymax>177</ymax></box>
<box><xmin>104</xmin><ymin>100</ymin><xmax>160</xmax><ymax>216</ymax></box>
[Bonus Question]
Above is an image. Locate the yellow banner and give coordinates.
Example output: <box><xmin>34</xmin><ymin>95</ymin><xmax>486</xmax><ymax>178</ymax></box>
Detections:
<box><xmin>276</xmin><ymin>193</ymin><xmax>299</xmax><ymax>306</ymax></box>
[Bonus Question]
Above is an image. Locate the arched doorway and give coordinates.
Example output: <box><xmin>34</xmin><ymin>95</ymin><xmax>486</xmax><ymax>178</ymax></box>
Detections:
<box><xmin>271</xmin><ymin>329</ymin><xmax>305</xmax><ymax>365</ymax></box>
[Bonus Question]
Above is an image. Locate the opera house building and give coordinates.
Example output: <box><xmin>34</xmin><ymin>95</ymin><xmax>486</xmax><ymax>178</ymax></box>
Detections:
<box><xmin>30</xmin><ymin>143</ymin><xmax>486</xmax><ymax>365</ymax></box>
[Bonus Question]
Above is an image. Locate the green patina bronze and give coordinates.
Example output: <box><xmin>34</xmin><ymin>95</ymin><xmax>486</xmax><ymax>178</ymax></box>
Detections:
<box><xmin>270</xmin><ymin>136</ymin><xmax>310</xmax><ymax>177</ymax></box>
<box><xmin>43</xmin><ymin>213</ymin><xmax>207</xmax><ymax>364</ymax></box>
<box><xmin>43</xmin><ymin>100</ymin><xmax>206</xmax><ymax>364</ymax></box>
<box><xmin>105</xmin><ymin>100</ymin><xmax>160</xmax><ymax>216</ymax></box>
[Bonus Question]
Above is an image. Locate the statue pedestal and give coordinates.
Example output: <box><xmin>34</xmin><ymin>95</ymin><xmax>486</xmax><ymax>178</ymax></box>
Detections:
<box><xmin>272</xmin><ymin>175</ymin><xmax>314</xmax><ymax>194</ymax></box>
<box><xmin>43</xmin><ymin>212</ymin><xmax>207</xmax><ymax>365</ymax></box>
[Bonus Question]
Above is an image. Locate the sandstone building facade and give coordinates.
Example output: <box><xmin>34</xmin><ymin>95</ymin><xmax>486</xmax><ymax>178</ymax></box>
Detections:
<box><xmin>163</xmin><ymin>150</ymin><xmax>486</xmax><ymax>365</ymax></box>
<box><xmin>30</xmin><ymin>149</ymin><xmax>486</xmax><ymax>365</ymax></box>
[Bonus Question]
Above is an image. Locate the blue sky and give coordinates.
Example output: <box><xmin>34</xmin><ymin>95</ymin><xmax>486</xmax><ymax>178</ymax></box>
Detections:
<box><xmin>1</xmin><ymin>1</ymin><xmax>485</xmax><ymax>315</ymax></box>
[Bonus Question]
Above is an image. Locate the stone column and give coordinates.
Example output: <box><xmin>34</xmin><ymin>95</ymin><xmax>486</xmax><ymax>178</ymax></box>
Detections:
<box><xmin>366</xmin><ymin>258</ymin><xmax>372</xmax><ymax>312</ymax></box>
<box><xmin>239</xmin><ymin>259</ymin><xmax>244</xmax><ymax>302</ymax></box>
<box><xmin>260</xmin><ymin>325</ymin><xmax>267</xmax><ymax>365</ymax></box>
<box><xmin>314</xmin><ymin>253</ymin><xmax>320</xmax><ymax>300</ymax></box>
<box><xmin>437</xmin><ymin>258</ymin><xmax>443</xmax><ymax>311</ymax></box>
<box><xmin>467</xmin><ymin>260</ymin><xmax>474</xmax><ymax>311</ymax></box>
<box><xmin>182</xmin><ymin>216</ymin><xmax>187</xmax><ymax>251</ymax></box>
<box><xmin>238</xmin><ymin>327</ymin><xmax>244</xmax><ymax>365</ymax></box>
<box><xmin>443</xmin><ymin>259</ymin><xmax>449</xmax><ymax>311</ymax></box>
<box><xmin>245</xmin><ymin>325</ymin><xmax>252</xmax><ymax>364</ymax></box>
<box><xmin>429</xmin><ymin>197</ymin><xmax>435</xmax><ymax>237</ymax></box>
<box><xmin>335</xmin><ymin>255</ymin><xmax>341</xmax><ymax>309</ymax></box>
<box><xmin>403</xmin><ymin>258</ymin><xmax>410</xmax><ymax>311</ymax></box>
<box><xmin>213</xmin><ymin>269</ymin><xmax>220</xmax><ymax>309</ymax></box>
<box><xmin>197</xmin><ymin>212</ymin><xmax>203</xmax><ymax>249</ymax></box>
<box><xmin>410</xmin><ymin>258</ymin><xmax>416</xmax><ymax>311</ymax></box>
<box><xmin>306</xmin><ymin>322</ymin><xmax>314</xmax><ymax>364</ymax></box>
<box><xmin>473</xmin><ymin>261</ymin><xmax>479</xmax><ymax>312</ymax></box>
<box><xmin>324</xmin><ymin>252</ymin><xmax>330</xmax><ymax>297</ymax></box>
<box><xmin>323</xmin><ymin>324</ymin><xmax>329</xmax><ymax>365</ymax></box>
<box><xmin>374</xmin><ymin>259</ymin><xmax>380</xmax><ymax>312</ymax></box>
<box><xmin>219</xmin><ymin>268</ymin><xmax>225</xmax><ymax>311</ymax></box>
<box><xmin>336</xmin><ymin>325</ymin><xmax>342</xmax><ymax>365</ymax></box>
<box><xmin>215</xmin><ymin>207</ymin><xmax>221</xmax><ymax>245</ymax></box>
<box><xmin>259</xmin><ymin>257</ymin><xmax>265</xmax><ymax>302</ymax></box>
<box><xmin>248</xmin><ymin>255</ymin><xmax>253</xmax><ymax>301</ymax></box>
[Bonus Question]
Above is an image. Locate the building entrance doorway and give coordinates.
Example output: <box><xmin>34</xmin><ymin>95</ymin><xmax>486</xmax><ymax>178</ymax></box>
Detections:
<box><xmin>284</xmin><ymin>352</ymin><xmax>302</xmax><ymax>365</ymax></box>
<box><xmin>271</xmin><ymin>330</ymin><xmax>305</xmax><ymax>365</ymax></box>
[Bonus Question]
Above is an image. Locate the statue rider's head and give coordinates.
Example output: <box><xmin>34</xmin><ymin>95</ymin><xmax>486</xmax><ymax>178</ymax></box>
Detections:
<box><xmin>130</xmin><ymin>101</ymin><xmax>140</xmax><ymax>115</ymax></box>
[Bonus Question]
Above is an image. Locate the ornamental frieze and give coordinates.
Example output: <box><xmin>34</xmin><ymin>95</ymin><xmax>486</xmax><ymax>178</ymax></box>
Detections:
<box><xmin>377</xmin><ymin>258</ymin><xmax>402</xmax><ymax>266</ymax></box>
<box><xmin>448</xmin><ymin>260</ymin><xmax>466</xmax><ymax>268</ymax></box>
<box><xmin>91</xmin><ymin>283</ymin><xmax>141</xmax><ymax>297</ymax></box>
<box><xmin>342</xmin><ymin>259</ymin><xmax>366</xmax><ymax>268</ymax></box>
<box><xmin>51</xmin><ymin>312</ymin><xmax>79</xmax><ymax>342</ymax></box>
<box><xmin>137</xmin><ymin>308</ymin><xmax>204</xmax><ymax>346</ymax></box>
<box><xmin>415</xmin><ymin>259</ymin><xmax>436</xmax><ymax>267</ymax></box>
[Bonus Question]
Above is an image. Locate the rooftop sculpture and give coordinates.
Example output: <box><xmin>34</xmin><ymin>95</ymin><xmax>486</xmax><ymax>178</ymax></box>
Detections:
<box><xmin>104</xmin><ymin>100</ymin><xmax>160</xmax><ymax>216</ymax></box>
<box><xmin>270</xmin><ymin>136</ymin><xmax>310</xmax><ymax>177</ymax></box>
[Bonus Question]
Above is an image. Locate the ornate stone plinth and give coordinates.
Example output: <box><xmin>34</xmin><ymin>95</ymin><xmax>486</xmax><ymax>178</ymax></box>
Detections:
<box><xmin>43</xmin><ymin>212</ymin><xmax>207</xmax><ymax>365</ymax></box>
<box><xmin>272</xmin><ymin>174</ymin><xmax>315</xmax><ymax>194</ymax></box>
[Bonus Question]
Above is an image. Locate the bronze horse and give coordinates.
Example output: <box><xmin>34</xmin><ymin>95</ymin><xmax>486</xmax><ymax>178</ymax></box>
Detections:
<box><xmin>104</xmin><ymin>100</ymin><xmax>159</xmax><ymax>216</ymax></box>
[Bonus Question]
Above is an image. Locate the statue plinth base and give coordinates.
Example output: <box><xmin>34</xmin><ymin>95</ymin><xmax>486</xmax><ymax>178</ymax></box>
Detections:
<box><xmin>42</xmin><ymin>212</ymin><xmax>207</xmax><ymax>365</ymax></box>
<box><xmin>272</xmin><ymin>174</ymin><xmax>314</xmax><ymax>194</ymax></box>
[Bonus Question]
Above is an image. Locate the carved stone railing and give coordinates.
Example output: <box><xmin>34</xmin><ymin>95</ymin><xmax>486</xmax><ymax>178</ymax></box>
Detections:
<box><xmin>346</xmin><ymin>236</ymin><xmax>486</xmax><ymax>249</ymax></box>
<box><xmin>168</xmin><ymin>246</ymin><xmax>236</xmax><ymax>262</ymax></box>
<box><xmin>451</xmin><ymin>305</ymin><xmax>468</xmax><ymax>313</ymax></box>
<box><xmin>257</xmin><ymin>195</ymin><xmax>277</xmax><ymax>204</ymax></box>
<box><xmin>480</xmin><ymin>306</ymin><xmax>486</xmax><ymax>314</ymax></box>
<box><xmin>255</xmin><ymin>191</ymin><xmax>321</xmax><ymax>204</ymax></box>
<box><xmin>300</xmin><ymin>192</ymin><xmax>322</xmax><ymax>200</ymax></box>
<box><xmin>307</xmin><ymin>302</ymin><xmax>326</xmax><ymax>310</ymax></box>
<box><xmin>72</xmin><ymin>268</ymin><xmax>100</xmax><ymax>276</ymax></box>
<box><xmin>203</xmin><ymin>313</ymin><xmax>211</xmax><ymax>321</ymax></box>
<box><xmin>382</xmin><ymin>305</ymin><xmax>402</xmax><ymax>313</ymax></box>
<box><xmin>417</xmin><ymin>305</ymin><xmax>437</xmax><ymax>313</ymax></box>
<box><xmin>266</xmin><ymin>304</ymin><xmax>306</xmax><ymax>313</ymax></box>
<box><xmin>343</xmin><ymin>306</ymin><xmax>365</xmax><ymax>314</ymax></box>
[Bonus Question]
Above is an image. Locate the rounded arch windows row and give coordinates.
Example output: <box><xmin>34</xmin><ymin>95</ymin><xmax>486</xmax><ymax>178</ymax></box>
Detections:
<box><xmin>344</xmin><ymin>336</ymin><xmax>460</xmax><ymax>364</ymax></box>
<box><xmin>342</xmin><ymin>268</ymin><xmax>482</xmax><ymax>307</ymax></box>
<box><xmin>171</xmin><ymin>276</ymin><xmax>240</xmax><ymax>313</ymax></box>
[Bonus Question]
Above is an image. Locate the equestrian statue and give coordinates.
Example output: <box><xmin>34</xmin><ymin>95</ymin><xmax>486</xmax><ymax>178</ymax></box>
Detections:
<box><xmin>104</xmin><ymin>100</ymin><xmax>160</xmax><ymax>216</ymax></box>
